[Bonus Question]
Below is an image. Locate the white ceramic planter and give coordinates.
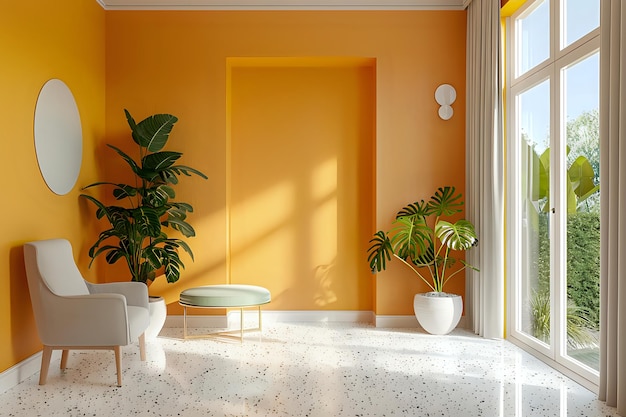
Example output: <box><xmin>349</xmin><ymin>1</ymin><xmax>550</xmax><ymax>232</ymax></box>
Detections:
<box><xmin>413</xmin><ymin>292</ymin><xmax>463</xmax><ymax>335</ymax></box>
<box><xmin>146</xmin><ymin>296</ymin><xmax>167</xmax><ymax>340</ymax></box>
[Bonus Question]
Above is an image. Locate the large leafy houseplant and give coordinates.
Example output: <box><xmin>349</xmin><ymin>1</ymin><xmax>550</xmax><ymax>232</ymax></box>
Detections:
<box><xmin>81</xmin><ymin>110</ymin><xmax>207</xmax><ymax>284</ymax></box>
<box><xmin>367</xmin><ymin>186</ymin><xmax>478</xmax><ymax>293</ymax></box>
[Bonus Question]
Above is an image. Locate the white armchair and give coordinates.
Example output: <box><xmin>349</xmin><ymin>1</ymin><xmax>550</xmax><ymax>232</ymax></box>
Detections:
<box><xmin>23</xmin><ymin>238</ymin><xmax>150</xmax><ymax>387</ymax></box>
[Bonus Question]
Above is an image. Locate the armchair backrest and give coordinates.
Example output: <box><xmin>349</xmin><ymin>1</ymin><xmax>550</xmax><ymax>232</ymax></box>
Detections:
<box><xmin>24</xmin><ymin>239</ymin><xmax>89</xmax><ymax>297</ymax></box>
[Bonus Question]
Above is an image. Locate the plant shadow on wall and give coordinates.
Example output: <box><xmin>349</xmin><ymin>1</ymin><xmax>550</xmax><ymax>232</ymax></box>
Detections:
<box><xmin>367</xmin><ymin>186</ymin><xmax>479</xmax><ymax>335</ymax></box>
<box><xmin>313</xmin><ymin>259</ymin><xmax>338</xmax><ymax>307</ymax></box>
<box><xmin>80</xmin><ymin>110</ymin><xmax>208</xmax><ymax>285</ymax></box>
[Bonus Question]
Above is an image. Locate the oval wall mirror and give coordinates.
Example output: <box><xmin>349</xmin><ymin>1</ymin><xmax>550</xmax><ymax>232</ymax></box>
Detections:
<box><xmin>34</xmin><ymin>79</ymin><xmax>83</xmax><ymax>195</ymax></box>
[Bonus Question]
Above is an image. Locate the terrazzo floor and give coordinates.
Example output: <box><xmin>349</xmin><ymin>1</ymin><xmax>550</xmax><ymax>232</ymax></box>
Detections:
<box><xmin>0</xmin><ymin>323</ymin><xmax>620</xmax><ymax>417</ymax></box>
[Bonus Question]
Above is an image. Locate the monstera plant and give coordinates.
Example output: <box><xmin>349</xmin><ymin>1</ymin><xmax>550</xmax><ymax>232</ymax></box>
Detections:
<box><xmin>367</xmin><ymin>186</ymin><xmax>478</xmax><ymax>292</ymax></box>
<box><xmin>81</xmin><ymin>110</ymin><xmax>207</xmax><ymax>285</ymax></box>
<box><xmin>367</xmin><ymin>186</ymin><xmax>479</xmax><ymax>334</ymax></box>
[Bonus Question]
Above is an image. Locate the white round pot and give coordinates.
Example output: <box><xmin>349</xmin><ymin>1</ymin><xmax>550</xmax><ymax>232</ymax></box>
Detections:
<box><xmin>413</xmin><ymin>292</ymin><xmax>463</xmax><ymax>335</ymax></box>
<box><xmin>146</xmin><ymin>296</ymin><xmax>167</xmax><ymax>340</ymax></box>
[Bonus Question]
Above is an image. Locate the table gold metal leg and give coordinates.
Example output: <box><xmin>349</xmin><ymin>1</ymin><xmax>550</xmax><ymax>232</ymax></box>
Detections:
<box><xmin>183</xmin><ymin>305</ymin><xmax>188</xmax><ymax>339</ymax></box>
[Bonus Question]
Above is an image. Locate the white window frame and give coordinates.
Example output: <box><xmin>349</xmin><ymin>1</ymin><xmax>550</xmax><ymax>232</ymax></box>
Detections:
<box><xmin>505</xmin><ymin>0</ymin><xmax>600</xmax><ymax>392</ymax></box>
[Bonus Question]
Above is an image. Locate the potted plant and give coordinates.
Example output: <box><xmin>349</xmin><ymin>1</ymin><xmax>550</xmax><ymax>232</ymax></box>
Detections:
<box><xmin>81</xmin><ymin>109</ymin><xmax>207</xmax><ymax>338</ymax></box>
<box><xmin>367</xmin><ymin>186</ymin><xmax>478</xmax><ymax>334</ymax></box>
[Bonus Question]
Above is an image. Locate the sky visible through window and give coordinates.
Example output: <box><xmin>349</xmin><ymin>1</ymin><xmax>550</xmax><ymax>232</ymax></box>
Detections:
<box><xmin>519</xmin><ymin>0</ymin><xmax>599</xmax><ymax>149</ymax></box>
<box><xmin>564</xmin><ymin>0</ymin><xmax>600</xmax><ymax>48</ymax></box>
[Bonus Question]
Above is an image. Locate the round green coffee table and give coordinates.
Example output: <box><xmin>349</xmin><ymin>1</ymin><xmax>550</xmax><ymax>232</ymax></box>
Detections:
<box><xmin>179</xmin><ymin>284</ymin><xmax>271</xmax><ymax>342</ymax></box>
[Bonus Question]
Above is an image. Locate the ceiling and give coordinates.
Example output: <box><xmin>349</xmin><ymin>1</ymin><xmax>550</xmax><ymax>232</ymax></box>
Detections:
<box><xmin>97</xmin><ymin>0</ymin><xmax>470</xmax><ymax>10</ymax></box>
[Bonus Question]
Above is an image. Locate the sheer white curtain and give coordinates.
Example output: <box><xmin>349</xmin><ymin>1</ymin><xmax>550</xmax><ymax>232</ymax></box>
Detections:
<box><xmin>465</xmin><ymin>0</ymin><xmax>504</xmax><ymax>339</ymax></box>
<box><xmin>599</xmin><ymin>1</ymin><xmax>626</xmax><ymax>413</ymax></box>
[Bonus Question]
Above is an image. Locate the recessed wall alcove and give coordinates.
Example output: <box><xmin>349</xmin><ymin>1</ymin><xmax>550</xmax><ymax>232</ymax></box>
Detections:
<box><xmin>226</xmin><ymin>57</ymin><xmax>376</xmax><ymax>311</ymax></box>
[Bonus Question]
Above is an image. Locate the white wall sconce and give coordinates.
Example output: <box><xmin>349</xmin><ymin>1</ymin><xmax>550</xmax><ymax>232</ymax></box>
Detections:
<box><xmin>435</xmin><ymin>84</ymin><xmax>456</xmax><ymax>120</ymax></box>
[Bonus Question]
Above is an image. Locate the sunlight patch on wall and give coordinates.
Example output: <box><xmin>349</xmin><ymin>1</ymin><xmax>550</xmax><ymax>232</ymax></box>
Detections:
<box><xmin>311</xmin><ymin>193</ymin><xmax>338</xmax><ymax>268</ymax></box>
<box><xmin>311</xmin><ymin>157</ymin><xmax>338</xmax><ymax>200</ymax></box>
<box><xmin>230</xmin><ymin>181</ymin><xmax>296</xmax><ymax>248</ymax></box>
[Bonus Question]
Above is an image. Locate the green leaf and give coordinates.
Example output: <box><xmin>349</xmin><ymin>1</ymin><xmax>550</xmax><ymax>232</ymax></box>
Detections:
<box><xmin>164</xmin><ymin>260</ymin><xmax>182</xmax><ymax>283</ymax></box>
<box><xmin>435</xmin><ymin>219</ymin><xmax>478</xmax><ymax>251</ymax></box>
<box><xmin>137</xmin><ymin>257</ymin><xmax>158</xmax><ymax>283</ymax></box>
<box><xmin>165</xmin><ymin>217</ymin><xmax>196</xmax><ymax>238</ymax></box>
<box><xmin>411</xmin><ymin>241</ymin><xmax>435</xmax><ymax>266</ymax></box>
<box><xmin>124</xmin><ymin>108</ymin><xmax>138</xmax><ymax>132</ymax></box>
<box><xmin>396</xmin><ymin>200</ymin><xmax>428</xmax><ymax>218</ymax></box>
<box><xmin>161</xmin><ymin>169</ymin><xmax>179</xmax><ymax>184</ymax></box>
<box><xmin>143</xmin><ymin>151</ymin><xmax>182</xmax><ymax>172</ymax></box>
<box><xmin>112</xmin><ymin>184</ymin><xmax>138</xmax><ymax>200</ymax></box>
<box><xmin>105</xmin><ymin>247</ymin><xmax>125</xmax><ymax>265</ymax></box>
<box><xmin>132</xmin><ymin>207</ymin><xmax>162</xmax><ymax>238</ymax></box>
<box><xmin>390</xmin><ymin>215</ymin><xmax>431</xmax><ymax>261</ymax></box>
<box><xmin>568</xmin><ymin>155</ymin><xmax>597</xmax><ymax>200</ymax></box>
<box><xmin>426</xmin><ymin>186</ymin><xmax>463</xmax><ymax>217</ymax></box>
<box><xmin>144</xmin><ymin>185</ymin><xmax>175</xmax><ymax>207</ymax></box>
<box><xmin>87</xmin><ymin>244</ymin><xmax>120</xmax><ymax>267</ymax></box>
<box><xmin>367</xmin><ymin>231</ymin><xmax>392</xmax><ymax>273</ymax></box>
<box><xmin>169</xmin><ymin>201</ymin><xmax>193</xmax><ymax>213</ymax></box>
<box><xmin>130</xmin><ymin>112</ymin><xmax>178</xmax><ymax>152</ymax></box>
<box><xmin>460</xmin><ymin>259</ymin><xmax>480</xmax><ymax>272</ymax></box>
<box><xmin>144</xmin><ymin>246</ymin><xmax>164</xmax><ymax>269</ymax></box>
<box><xmin>171</xmin><ymin>165</ymin><xmax>209</xmax><ymax>179</ymax></box>
<box><xmin>173</xmin><ymin>239</ymin><xmax>194</xmax><ymax>260</ymax></box>
<box><xmin>530</xmin><ymin>146</ymin><xmax>550</xmax><ymax>201</ymax></box>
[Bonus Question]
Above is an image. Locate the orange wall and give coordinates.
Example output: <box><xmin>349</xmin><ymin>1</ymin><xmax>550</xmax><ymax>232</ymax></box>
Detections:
<box><xmin>105</xmin><ymin>10</ymin><xmax>467</xmax><ymax>316</ymax></box>
<box><xmin>0</xmin><ymin>1</ymin><xmax>105</xmax><ymax>373</ymax></box>
<box><xmin>0</xmin><ymin>5</ymin><xmax>466</xmax><ymax>376</ymax></box>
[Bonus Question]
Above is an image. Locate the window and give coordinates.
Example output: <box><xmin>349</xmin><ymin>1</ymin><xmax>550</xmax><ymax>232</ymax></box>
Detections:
<box><xmin>506</xmin><ymin>0</ymin><xmax>600</xmax><ymax>390</ymax></box>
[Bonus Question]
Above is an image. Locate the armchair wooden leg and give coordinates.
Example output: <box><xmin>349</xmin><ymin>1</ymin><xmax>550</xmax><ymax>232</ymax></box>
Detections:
<box><xmin>138</xmin><ymin>333</ymin><xmax>146</xmax><ymax>361</ymax></box>
<box><xmin>60</xmin><ymin>350</ymin><xmax>69</xmax><ymax>370</ymax></box>
<box><xmin>39</xmin><ymin>346</ymin><xmax>53</xmax><ymax>385</ymax></box>
<box><xmin>114</xmin><ymin>346</ymin><xmax>122</xmax><ymax>387</ymax></box>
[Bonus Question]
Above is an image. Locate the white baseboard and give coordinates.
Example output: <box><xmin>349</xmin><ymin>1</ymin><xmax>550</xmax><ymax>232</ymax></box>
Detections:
<box><xmin>166</xmin><ymin>310</ymin><xmax>466</xmax><ymax>329</ymax></box>
<box><xmin>0</xmin><ymin>350</ymin><xmax>61</xmax><ymax>395</ymax></box>
<box><xmin>374</xmin><ymin>315</ymin><xmax>421</xmax><ymax>328</ymax></box>
<box><xmin>375</xmin><ymin>315</ymin><xmax>467</xmax><ymax>329</ymax></box>
<box><xmin>165</xmin><ymin>310</ymin><xmax>375</xmax><ymax>328</ymax></box>
<box><xmin>254</xmin><ymin>310</ymin><xmax>375</xmax><ymax>324</ymax></box>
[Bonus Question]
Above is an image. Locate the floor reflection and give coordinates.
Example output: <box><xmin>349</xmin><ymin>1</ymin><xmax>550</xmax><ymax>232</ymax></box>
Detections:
<box><xmin>0</xmin><ymin>323</ymin><xmax>618</xmax><ymax>417</ymax></box>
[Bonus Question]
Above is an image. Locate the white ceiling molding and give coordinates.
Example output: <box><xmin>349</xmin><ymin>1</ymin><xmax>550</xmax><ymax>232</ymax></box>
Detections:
<box><xmin>96</xmin><ymin>0</ymin><xmax>467</xmax><ymax>11</ymax></box>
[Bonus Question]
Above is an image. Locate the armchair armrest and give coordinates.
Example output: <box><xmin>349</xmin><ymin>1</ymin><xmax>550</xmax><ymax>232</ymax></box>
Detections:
<box><xmin>39</xmin><ymin>293</ymin><xmax>132</xmax><ymax>346</ymax></box>
<box><xmin>86</xmin><ymin>281</ymin><xmax>149</xmax><ymax>309</ymax></box>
